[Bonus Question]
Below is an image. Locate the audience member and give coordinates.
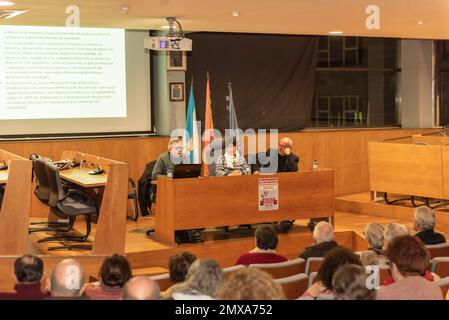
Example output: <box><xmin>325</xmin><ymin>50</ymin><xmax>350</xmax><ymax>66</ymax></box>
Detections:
<box><xmin>0</xmin><ymin>255</ymin><xmax>48</xmax><ymax>300</ymax></box>
<box><xmin>359</xmin><ymin>222</ymin><xmax>388</xmax><ymax>265</ymax></box>
<box><xmin>413</xmin><ymin>206</ymin><xmax>446</xmax><ymax>245</ymax></box>
<box><xmin>45</xmin><ymin>259</ymin><xmax>87</xmax><ymax>300</ymax></box>
<box><xmin>162</xmin><ymin>252</ymin><xmax>197</xmax><ymax>299</ymax></box>
<box><xmin>300</xmin><ymin>247</ymin><xmax>362</xmax><ymax>300</ymax></box>
<box><xmin>383</xmin><ymin>222</ymin><xmax>409</xmax><ymax>248</ymax></box>
<box><xmin>332</xmin><ymin>264</ymin><xmax>376</xmax><ymax>300</ymax></box>
<box><xmin>376</xmin><ymin>235</ymin><xmax>443</xmax><ymax>300</ymax></box>
<box><xmin>122</xmin><ymin>276</ymin><xmax>160</xmax><ymax>300</ymax></box>
<box><xmin>218</xmin><ymin>268</ymin><xmax>285</xmax><ymax>300</ymax></box>
<box><xmin>84</xmin><ymin>254</ymin><xmax>132</xmax><ymax>300</ymax></box>
<box><xmin>236</xmin><ymin>225</ymin><xmax>287</xmax><ymax>266</ymax></box>
<box><xmin>170</xmin><ymin>259</ymin><xmax>223</xmax><ymax>300</ymax></box>
<box><xmin>299</xmin><ymin>221</ymin><xmax>339</xmax><ymax>261</ymax></box>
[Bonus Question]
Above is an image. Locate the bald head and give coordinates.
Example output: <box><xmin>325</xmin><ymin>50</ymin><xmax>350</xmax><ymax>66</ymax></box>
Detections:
<box><xmin>278</xmin><ymin>137</ymin><xmax>293</xmax><ymax>156</ymax></box>
<box><xmin>313</xmin><ymin>221</ymin><xmax>334</xmax><ymax>244</ymax></box>
<box><xmin>123</xmin><ymin>276</ymin><xmax>160</xmax><ymax>300</ymax></box>
<box><xmin>50</xmin><ymin>259</ymin><xmax>85</xmax><ymax>297</ymax></box>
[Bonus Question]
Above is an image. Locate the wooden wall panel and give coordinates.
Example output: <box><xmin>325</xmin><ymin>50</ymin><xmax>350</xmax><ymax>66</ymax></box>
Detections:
<box><xmin>0</xmin><ymin>128</ymin><xmax>433</xmax><ymax>197</ymax></box>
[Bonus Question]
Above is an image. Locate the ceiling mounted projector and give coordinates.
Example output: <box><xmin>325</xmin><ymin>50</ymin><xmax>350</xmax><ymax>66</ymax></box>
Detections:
<box><xmin>145</xmin><ymin>17</ymin><xmax>192</xmax><ymax>51</ymax></box>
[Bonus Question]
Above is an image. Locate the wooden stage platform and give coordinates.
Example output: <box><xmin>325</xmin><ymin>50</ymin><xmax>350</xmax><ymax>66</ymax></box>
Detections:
<box><xmin>27</xmin><ymin>199</ymin><xmax>422</xmax><ymax>273</ymax></box>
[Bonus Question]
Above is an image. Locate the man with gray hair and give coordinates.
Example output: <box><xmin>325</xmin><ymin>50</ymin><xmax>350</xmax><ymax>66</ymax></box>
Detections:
<box><xmin>45</xmin><ymin>259</ymin><xmax>87</xmax><ymax>300</ymax></box>
<box><xmin>413</xmin><ymin>206</ymin><xmax>446</xmax><ymax>245</ymax></box>
<box><xmin>122</xmin><ymin>276</ymin><xmax>160</xmax><ymax>300</ymax></box>
<box><xmin>299</xmin><ymin>221</ymin><xmax>339</xmax><ymax>261</ymax></box>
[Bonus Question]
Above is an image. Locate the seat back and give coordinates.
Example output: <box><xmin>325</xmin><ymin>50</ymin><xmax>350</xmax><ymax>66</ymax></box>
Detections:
<box><xmin>437</xmin><ymin>276</ymin><xmax>449</xmax><ymax>297</ymax></box>
<box><xmin>426</xmin><ymin>243</ymin><xmax>449</xmax><ymax>259</ymax></box>
<box><xmin>45</xmin><ymin>162</ymin><xmax>65</xmax><ymax>207</ymax></box>
<box><xmin>249</xmin><ymin>258</ymin><xmax>305</xmax><ymax>279</ymax></box>
<box><xmin>33</xmin><ymin>158</ymin><xmax>51</xmax><ymax>202</ymax></box>
<box><xmin>305</xmin><ymin>257</ymin><xmax>325</xmax><ymax>275</ymax></box>
<box><xmin>431</xmin><ymin>257</ymin><xmax>449</xmax><ymax>278</ymax></box>
<box><xmin>274</xmin><ymin>273</ymin><xmax>309</xmax><ymax>300</ymax></box>
<box><xmin>365</xmin><ymin>264</ymin><xmax>391</xmax><ymax>287</ymax></box>
<box><xmin>150</xmin><ymin>273</ymin><xmax>174</xmax><ymax>292</ymax></box>
<box><xmin>223</xmin><ymin>264</ymin><xmax>246</xmax><ymax>278</ymax></box>
<box><xmin>308</xmin><ymin>271</ymin><xmax>318</xmax><ymax>288</ymax></box>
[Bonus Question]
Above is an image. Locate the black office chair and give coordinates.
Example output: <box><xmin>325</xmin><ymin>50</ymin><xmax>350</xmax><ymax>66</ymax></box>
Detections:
<box><xmin>29</xmin><ymin>157</ymin><xmax>71</xmax><ymax>233</ymax></box>
<box><xmin>127</xmin><ymin>178</ymin><xmax>139</xmax><ymax>221</ymax></box>
<box><xmin>37</xmin><ymin>161</ymin><xmax>98</xmax><ymax>251</ymax></box>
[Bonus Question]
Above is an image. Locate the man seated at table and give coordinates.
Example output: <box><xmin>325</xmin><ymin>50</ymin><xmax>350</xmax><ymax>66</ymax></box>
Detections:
<box><xmin>215</xmin><ymin>138</ymin><xmax>250</xmax><ymax>176</ymax></box>
<box><xmin>252</xmin><ymin>136</ymin><xmax>299</xmax><ymax>174</ymax></box>
<box><xmin>235</xmin><ymin>225</ymin><xmax>287</xmax><ymax>266</ymax></box>
<box><xmin>152</xmin><ymin>137</ymin><xmax>183</xmax><ymax>180</ymax></box>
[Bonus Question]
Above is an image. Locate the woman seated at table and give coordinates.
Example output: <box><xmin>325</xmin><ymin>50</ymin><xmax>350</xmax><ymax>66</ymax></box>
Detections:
<box><xmin>215</xmin><ymin>138</ymin><xmax>250</xmax><ymax>176</ymax></box>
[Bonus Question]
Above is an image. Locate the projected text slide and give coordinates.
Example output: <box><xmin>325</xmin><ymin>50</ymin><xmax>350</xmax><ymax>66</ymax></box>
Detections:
<box><xmin>0</xmin><ymin>26</ymin><xmax>126</xmax><ymax>120</ymax></box>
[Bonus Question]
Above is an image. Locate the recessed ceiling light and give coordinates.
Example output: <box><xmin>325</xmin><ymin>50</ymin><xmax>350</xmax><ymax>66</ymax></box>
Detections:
<box><xmin>232</xmin><ymin>12</ymin><xmax>240</xmax><ymax>17</ymax></box>
<box><xmin>329</xmin><ymin>31</ymin><xmax>343</xmax><ymax>35</ymax></box>
<box><xmin>161</xmin><ymin>25</ymin><xmax>177</xmax><ymax>29</ymax></box>
<box><xmin>417</xmin><ymin>20</ymin><xmax>424</xmax><ymax>25</ymax></box>
<box><xmin>0</xmin><ymin>1</ymin><xmax>15</xmax><ymax>6</ymax></box>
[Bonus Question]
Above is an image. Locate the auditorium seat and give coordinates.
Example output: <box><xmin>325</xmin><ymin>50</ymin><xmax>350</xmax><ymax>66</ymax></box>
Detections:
<box><xmin>274</xmin><ymin>273</ymin><xmax>309</xmax><ymax>300</ymax></box>
<box><xmin>249</xmin><ymin>258</ymin><xmax>305</xmax><ymax>279</ymax></box>
<box><xmin>305</xmin><ymin>257</ymin><xmax>324</xmax><ymax>275</ymax></box>
<box><xmin>426</xmin><ymin>243</ymin><xmax>449</xmax><ymax>259</ymax></box>
<box><xmin>149</xmin><ymin>273</ymin><xmax>174</xmax><ymax>292</ymax></box>
<box><xmin>223</xmin><ymin>264</ymin><xmax>246</xmax><ymax>278</ymax></box>
<box><xmin>308</xmin><ymin>271</ymin><xmax>318</xmax><ymax>288</ymax></box>
<box><xmin>431</xmin><ymin>257</ymin><xmax>449</xmax><ymax>278</ymax></box>
<box><xmin>437</xmin><ymin>276</ymin><xmax>449</xmax><ymax>297</ymax></box>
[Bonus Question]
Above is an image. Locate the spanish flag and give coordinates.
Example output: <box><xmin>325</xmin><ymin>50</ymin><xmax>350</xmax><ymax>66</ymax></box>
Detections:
<box><xmin>202</xmin><ymin>72</ymin><xmax>215</xmax><ymax>176</ymax></box>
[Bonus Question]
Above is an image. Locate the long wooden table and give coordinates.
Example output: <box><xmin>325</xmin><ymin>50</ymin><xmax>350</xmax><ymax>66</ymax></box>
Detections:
<box><xmin>155</xmin><ymin>169</ymin><xmax>335</xmax><ymax>245</ymax></box>
<box><xmin>0</xmin><ymin>149</ymin><xmax>32</xmax><ymax>255</ymax></box>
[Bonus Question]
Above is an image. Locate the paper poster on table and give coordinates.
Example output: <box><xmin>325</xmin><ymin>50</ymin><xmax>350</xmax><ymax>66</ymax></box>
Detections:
<box><xmin>258</xmin><ymin>178</ymin><xmax>279</xmax><ymax>211</ymax></box>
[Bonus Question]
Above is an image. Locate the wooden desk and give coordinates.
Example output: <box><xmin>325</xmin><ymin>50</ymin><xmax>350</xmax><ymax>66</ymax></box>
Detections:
<box><xmin>60</xmin><ymin>168</ymin><xmax>108</xmax><ymax>188</ymax></box>
<box><xmin>0</xmin><ymin>149</ymin><xmax>32</xmax><ymax>255</ymax></box>
<box><xmin>155</xmin><ymin>170</ymin><xmax>334</xmax><ymax>245</ymax></box>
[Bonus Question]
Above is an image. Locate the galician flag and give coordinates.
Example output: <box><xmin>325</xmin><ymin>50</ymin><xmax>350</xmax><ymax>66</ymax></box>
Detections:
<box><xmin>184</xmin><ymin>84</ymin><xmax>201</xmax><ymax>163</ymax></box>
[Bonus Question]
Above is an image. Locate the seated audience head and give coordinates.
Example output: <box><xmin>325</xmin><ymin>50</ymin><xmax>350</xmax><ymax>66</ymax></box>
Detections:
<box><xmin>14</xmin><ymin>255</ymin><xmax>44</xmax><ymax>284</ymax></box>
<box><xmin>122</xmin><ymin>276</ymin><xmax>160</xmax><ymax>300</ymax></box>
<box><xmin>173</xmin><ymin>258</ymin><xmax>223</xmax><ymax>298</ymax></box>
<box><xmin>332</xmin><ymin>264</ymin><xmax>376</xmax><ymax>300</ymax></box>
<box><xmin>383</xmin><ymin>222</ymin><xmax>409</xmax><ymax>247</ymax></box>
<box><xmin>313</xmin><ymin>221</ymin><xmax>334</xmax><ymax>244</ymax></box>
<box><xmin>49</xmin><ymin>259</ymin><xmax>85</xmax><ymax>298</ymax></box>
<box><xmin>317</xmin><ymin>247</ymin><xmax>363</xmax><ymax>291</ymax></box>
<box><xmin>168</xmin><ymin>251</ymin><xmax>197</xmax><ymax>283</ymax></box>
<box><xmin>255</xmin><ymin>225</ymin><xmax>279</xmax><ymax>250</ymax></box>
<box><xmin>99</xmin><ymin>254</ymin><xmax>132</xmax><ymax>288</ymax></box>
<box><xmin>363</xmin><ymin>222</ymin><xmax>385</xmax><ymax>250</ymax></box>
<box><xmin>218</xmin><ymin>268</ymin><xmax>285</xmax><ymax>300</ymax></box>
<box><xmin>278</xmin><ymin>137</ymin><xmax>293</xmax><ymax>156</ymax></box>
<box><xmin>387</xmin><ymin>235</ymin><xmax>430</xmax><ymax>281</ymax></box>
<box><xmin>413</xmin><ymin>206</ymin><xmax>436</xmax><ymax>232</ymax></box>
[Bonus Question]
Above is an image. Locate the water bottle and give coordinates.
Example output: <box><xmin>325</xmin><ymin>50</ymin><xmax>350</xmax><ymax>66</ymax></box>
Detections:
<box><xmin>167</xmin><ymin>167</ymin><xmax>173</xmax><ymax>178</ymax></box>
<box><xmin>312</xmin><ymin>160</ymin><xmax>319</xmax><ymax>171</ymax></box>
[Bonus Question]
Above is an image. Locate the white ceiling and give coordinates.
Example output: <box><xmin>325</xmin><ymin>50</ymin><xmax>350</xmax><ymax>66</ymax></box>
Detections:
<box><xmin>1</xmin><ymin>0</ymin><xmax>449</xmax><ymax>39</ymax></box>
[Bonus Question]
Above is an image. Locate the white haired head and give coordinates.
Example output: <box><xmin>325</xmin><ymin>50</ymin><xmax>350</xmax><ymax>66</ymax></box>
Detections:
<box><xmin>313</xmin><ymin>221</ymin><xmax>334</xmax><ymax>244</ymax></box>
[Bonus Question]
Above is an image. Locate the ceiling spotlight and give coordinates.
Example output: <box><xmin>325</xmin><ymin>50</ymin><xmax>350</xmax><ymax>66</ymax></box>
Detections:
<box><xmin>232</xmin><ymin>12</ymin><xmax>240</xmax><ymax>17</ymax></box>
<box><xmin>0</xmin><ymin>1</ymin><xmax>15</xmax><ymax>6</ymax></box>
<box><xmin>120</xmin><ymin>5</ymin><xmax>130</xmax><ymax>15</ymax></box>
<box><xmin>417</xmin><ymin>20</ymin><xmax>424</xmax><ymax>25</ymax></box>
<box><xmin>329</xmin><ymin>31</ymin><xmax>343</xmax><ymax>35</ymax></box>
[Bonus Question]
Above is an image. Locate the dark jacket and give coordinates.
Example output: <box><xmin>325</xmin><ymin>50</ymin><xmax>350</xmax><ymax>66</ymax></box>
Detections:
<box><xmin>0</xmin><ymin>283</ymin><xmax>49</xmax><ymax>300</ymax></box>
<box><xmin>253</xmin><ymin>149</ymin><xmax>299</xmax><ymax>173</ymax></box>
<box><xmin>137</xmin><ymin>160</ymin><xmax>157</xmax><ymax>217</ymax></box>
<box><xmin>415</xmin><ymin>229</ymin><xmax>446</xmax><ymax>245</ymax></box>
<box><xmin>299</xmin><ymin>240</ymin><xmax>339</xmax><ymax>261</ymax></box>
